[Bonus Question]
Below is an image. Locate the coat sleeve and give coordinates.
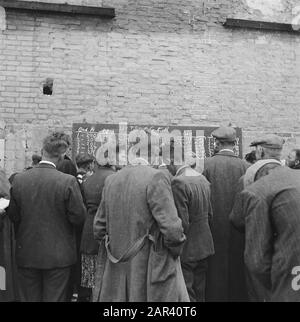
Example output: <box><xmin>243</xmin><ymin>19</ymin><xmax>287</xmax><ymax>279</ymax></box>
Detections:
<box><xmin>229</xmin><ymin>192</ymin><xmax>246</xmax><ymax>232</ymax></box>
<box><xmin>6</xmin><ymin>182</ymin><xmax>21</xmax><ymax>233</ymax></box>
<box><xmin>229</xmin><ymin>177</ymin><xmax>246</xmax><ymax>232</ymax></box>
<box><xmin>65</xmin><ymin>177</ymin><xmax>87</xmax><ymax>226</ymax></box>
<box><xmin>171</xmin><ymin>179</ymin><xmax>189</xmax><ymax>234</ymax></box>
<box><xmin>242</xmin><ymin>190</ymin><xmax>272</xmax><ymax>299</ymax></box>
<box><xmin>207</xmin><ymin>184</ymin><xmax>213</xmax><ymax>225</ymax></box>
<box><xmin>202</xmin><ymin>159</ymin><xmax>211</xmax><ymax>182</ymax></box>
<box><xmin>93</xmin><ymin>188</ymin><xmax>107</xmax><ymax>242</ymax></box>
<box><xmin>147</xmin><ymin>171</ymin><xmax>186</xmax><ymax>257</ymax></box>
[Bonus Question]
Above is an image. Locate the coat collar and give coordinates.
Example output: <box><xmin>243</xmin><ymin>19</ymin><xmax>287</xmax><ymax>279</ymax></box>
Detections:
<box><xmin>175</xmin><ymin>166</ymin><xmax>201</xmax><ymax>177</ymax></box>
<box><xmin>39</xmin><ymin>160</ymin><xmax>56</xmax><ymax>168</ymax></box>
<box><xmin>215</xmin><ymin>150</ymin><xmax>238</xmax><ymax>158</ymax></box>
<box><xmin>175</xmin><ymin>165</ymin><xmax>190</xmax><ymax>177</ymax></box>
<box><xmin>37</xmin><ymin>162</ymin><xmax>56</xmax><ymax>170</ymax></box>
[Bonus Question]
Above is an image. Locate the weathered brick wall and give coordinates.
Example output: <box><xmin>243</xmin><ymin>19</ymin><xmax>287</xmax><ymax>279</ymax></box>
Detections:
<box><xmin>0</xmin><ymin>0</ymin><xmax>300</xmax><ymax>174</ymax></box>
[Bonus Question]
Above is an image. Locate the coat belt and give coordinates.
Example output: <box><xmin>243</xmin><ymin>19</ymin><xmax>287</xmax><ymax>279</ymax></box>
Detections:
<box><xmin>105</xmin><ymin>230</ymin><xmax>155</xmax><ymax>264</ymax></box>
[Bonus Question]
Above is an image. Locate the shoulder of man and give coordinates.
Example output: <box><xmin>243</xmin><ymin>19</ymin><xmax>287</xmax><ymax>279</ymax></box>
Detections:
<box><xmin>171</xmin><ymin>175</ymin><xmax>186</xmax><ymax>186</ymax></box>
<box><xmin>11</xmin><ymin>167</ymin><xmax>34</xmax><ymax>184</ymax></box>
<box><xmin>149</xmin><ymin>167</ymin><xmax>172</xmax><ymax>185</ymax></box>
<box><xmin>243</xmin><ymin>176</ymin><xmax>272</xmax><ymax>203</ymax></box>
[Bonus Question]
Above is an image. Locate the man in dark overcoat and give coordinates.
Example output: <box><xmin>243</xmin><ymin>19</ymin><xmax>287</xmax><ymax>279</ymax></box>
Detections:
<box><xmin>203</xmin><ymin>126</ymin><xmax>248</xmax><ymax>301</ymax></box>
<box><xmin>7</xmin><ymin>132</ymin><xmax>86</xmax><ymax>302</ymax></box>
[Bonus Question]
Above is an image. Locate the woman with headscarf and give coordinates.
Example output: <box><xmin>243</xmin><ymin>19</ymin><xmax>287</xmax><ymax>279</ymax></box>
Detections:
<box><xmin>79</xmin><ymin>144</ymin><xmax>116</xmax><ymax>302</ymax></box>
<box><xmin>0</xmin><ymin>168</ymin><xmax>19</xmax><ymax>302</ymax></box>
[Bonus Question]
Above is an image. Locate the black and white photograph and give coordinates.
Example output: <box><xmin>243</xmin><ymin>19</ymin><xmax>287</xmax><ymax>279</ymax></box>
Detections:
<box><xmin>0</xmin><ymin>0</ymin><xmax>300</xmax><ymax>308</ymax></box>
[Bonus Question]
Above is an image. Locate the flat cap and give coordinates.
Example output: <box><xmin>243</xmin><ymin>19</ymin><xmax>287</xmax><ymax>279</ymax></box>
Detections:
<box><xmin>76</xmin><ymin>154</ymin><xmax>94</xmax><ymax>166</ymax></box>
<box><xmin>211</xmin><ymin>126</ymin><xmax>237</xmax><ymax>142</ymax></box>
<box><xmin>250</xmin><ymin>134</ymin><xmax>285</xmax><ymax>149</ymax></box>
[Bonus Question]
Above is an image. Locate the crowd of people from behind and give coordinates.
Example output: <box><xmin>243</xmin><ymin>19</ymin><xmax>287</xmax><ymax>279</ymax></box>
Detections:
<box><xmin>1</xmin><ymin>127</ymin><xmax>300</xmax><ymax>302</ymax></box>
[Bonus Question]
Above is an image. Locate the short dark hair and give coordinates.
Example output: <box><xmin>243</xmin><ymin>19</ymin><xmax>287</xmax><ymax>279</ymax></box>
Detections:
<box><xmin>53</xmin><ymin>132</ymin><xmax>71</xmax><ymax>147</ymax></box>
<box><xmin>75</xmin><ymin>154</ymin><xmax>94</xmax><ymax>168</ymax></box>
<box><xmin>245</xmin><ymin>150</ymin><xmax>256</xmax><ymax>164</ymax></box>
<box><xmin>292</xmin><ymin>149</ymin><xmax>300</xmax><ymax>161</ymax></box>
<box><xmin>43</xmin><ymin>133</ymin><xmax>68</xmax><ymax>158</ymax></box>
<box><xmin>32</xmin><ymin>154</ymin><xmax>42</xmax><ymax>165</ymax></box>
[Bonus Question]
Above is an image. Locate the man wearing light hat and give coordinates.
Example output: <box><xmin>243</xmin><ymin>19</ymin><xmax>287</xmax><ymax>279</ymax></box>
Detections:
<box><xmin>203</xmin><ymin>126</ymin><xmax>248</xmax><ymax>302</ymax></box>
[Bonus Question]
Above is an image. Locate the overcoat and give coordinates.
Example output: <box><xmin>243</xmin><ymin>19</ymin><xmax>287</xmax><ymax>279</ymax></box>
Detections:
<box><xmin>235</xmin><ymin>167</ymin><xmax>300</xmax><ymax>302</ymax></box>
<box><xmin>203</xmin><ymin>150</ymin><xmax>248</xmax><ymax>301</ymax></box>
<box><xmin>0</xmin><ymin>169</ymin><xmax>19</xmax><ymax>302</ymax></box>
<box><xmin>93</xmin><ymin>165</ymin><xmax>188</xmax><ymax>302</ymax></box>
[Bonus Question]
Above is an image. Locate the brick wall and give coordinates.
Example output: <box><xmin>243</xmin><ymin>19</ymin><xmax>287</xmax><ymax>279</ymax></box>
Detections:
<box><xmin>0</xmin><ymin>0</ymin><xmax>300</xmax><ymax>174</ymax></box>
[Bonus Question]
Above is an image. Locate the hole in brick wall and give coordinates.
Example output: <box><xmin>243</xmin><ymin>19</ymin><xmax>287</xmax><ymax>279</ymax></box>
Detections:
<box><xmin>43</xmin><ymin>78</ymin><xmax>54</xmax><ymax>95</ymax></box>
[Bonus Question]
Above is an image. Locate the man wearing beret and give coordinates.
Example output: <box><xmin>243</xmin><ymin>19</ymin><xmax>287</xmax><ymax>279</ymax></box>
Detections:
<box><xmin>203</xmin><ymin>126</ymin><xmax>248</xmax><ymax>302</ymax></box>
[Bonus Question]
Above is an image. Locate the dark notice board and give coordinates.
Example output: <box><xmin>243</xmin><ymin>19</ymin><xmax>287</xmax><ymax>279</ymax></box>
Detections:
<box><xmin>72</xmin><ymin>123</ymin><xmax>243</xmax><ymax>162</ymax></box>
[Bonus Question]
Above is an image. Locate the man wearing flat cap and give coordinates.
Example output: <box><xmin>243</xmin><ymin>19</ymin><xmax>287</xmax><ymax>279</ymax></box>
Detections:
<box><xmin>203</xmin><ymin>126</ymin><xmax>248</xmax><ymax>302</ymax></box>
<box><xmin>230</xmin><ymin>134</ymin><xmax>284</xmax><ymax>301</ymax></box>
<box><xmin>230</xmin><ymin>136</ymin><xmax>300</xmax><ymax>301</ymax></box>
<box><xmin>250</xmin><ymin>134</ymin><xmax>285</xmax><ymax>161</ymax></box>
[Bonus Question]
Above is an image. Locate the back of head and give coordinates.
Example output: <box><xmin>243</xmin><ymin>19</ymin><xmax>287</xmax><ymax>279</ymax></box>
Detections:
<box><xmin>250</xmin><ymin>134</ymin><xmax>285</xmax><ymax>161</ymax></box>
<box><xmin>42</xmin><ymin>132</ymin><xmax>68</xmax><ymax>160</ymax></box>
<box><xmin>32</xmin><ymin>154</ymin><xmax>42</xmax><ymax>166</ymax></box>
<box><xmin>245</xmin><ymin>151</ymin><xmax>256</xmax><ymax>164</ymax></box>
<box><xmin>52</xmin><ymin>131</ymin><xmax>71</xmax><ymax>147</ymax></box>
<box><xmin>76</xmin><ymin>154</ymin><xmax>94</xmax><ymax>169</ymax></box>
<box><xmin>262</xmin><ymin>147</ymin><xmax>282</xmax><ymax>161</ymax></box>
<box><xmin>212</xmin><ymin>126</ymin><xmax>236</xmax><ymax>147</ymax></box>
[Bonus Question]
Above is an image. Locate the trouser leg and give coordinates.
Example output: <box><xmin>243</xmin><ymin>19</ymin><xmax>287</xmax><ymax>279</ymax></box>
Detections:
<box><xmin>42</xmin><ymin>267</ymin><xmax>71</xmax><ymax>302</ymax></box>
<box><xmin>181</xmin><ymin>261</ymin><xmax>196</xmax><ymax>302</ymax></box>
<box><xmin>193</xmin><ymin>258</ymin><xmax>208</xmax><ymax>302</ymax></box>
<box><xmin>17</xmin><ymin>267</ymin><xmax>42</xmax><ymax>302</ymax></box>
